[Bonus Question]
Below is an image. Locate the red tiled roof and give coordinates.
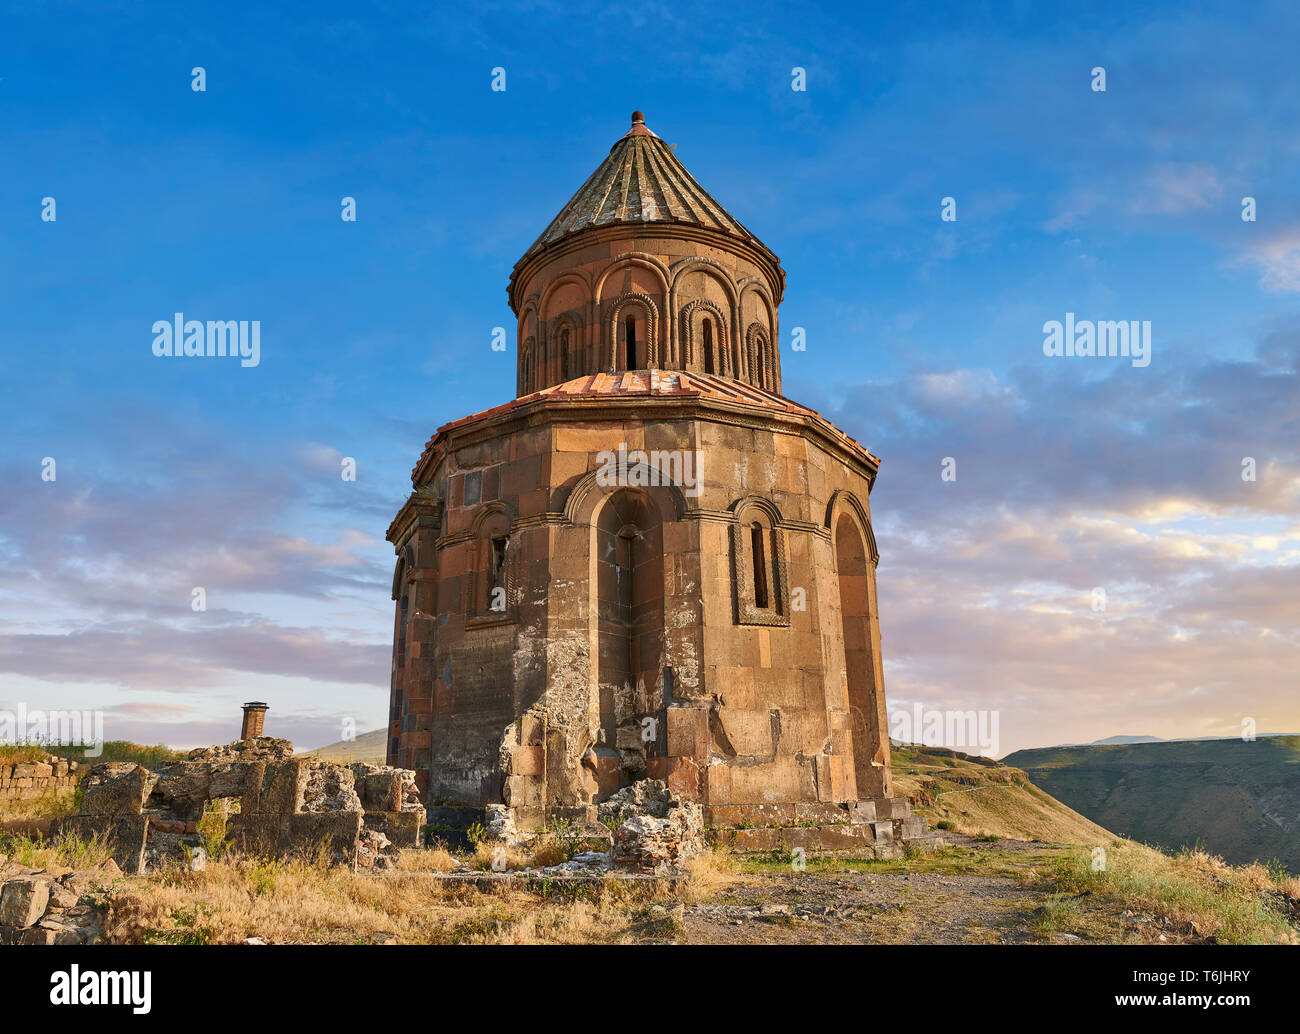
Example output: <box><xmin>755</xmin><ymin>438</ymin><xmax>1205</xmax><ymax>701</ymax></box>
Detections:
<box><xmin>411</xmin><ymin>370</ymin><xmax>878</xmax><ymax>481</ymax></box>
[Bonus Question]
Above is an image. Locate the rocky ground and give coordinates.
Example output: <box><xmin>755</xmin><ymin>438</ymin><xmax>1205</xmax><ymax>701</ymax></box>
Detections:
<box><xmin>679</xmin><ymin>869</ymin><xmax>1094</xmax><ymax>944</ymax></box>
<box><xmin>644</xmin><ymin>836</ymin><xmax>1203</xmax><ymax>945</ymax></box>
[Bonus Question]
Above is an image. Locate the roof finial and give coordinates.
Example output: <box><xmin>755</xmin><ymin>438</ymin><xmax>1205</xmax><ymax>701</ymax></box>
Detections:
<box><xmin>631</xmin><ymin>110</ymin><xmax>645</xmax><ymax>125</ymax></box>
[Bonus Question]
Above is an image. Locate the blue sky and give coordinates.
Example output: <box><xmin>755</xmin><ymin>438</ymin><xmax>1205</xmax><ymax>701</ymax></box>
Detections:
<box><xmin>2</xmin><ymin>1</ymin><xmax>1297</xmax><ymax>754</ymax></box>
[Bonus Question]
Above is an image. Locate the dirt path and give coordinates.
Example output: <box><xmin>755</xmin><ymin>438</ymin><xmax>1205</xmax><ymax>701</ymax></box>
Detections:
<box><xmin>681</xmin><ymin>870</ymin><xmax>1055</xmax><ymax>944</ymax></box>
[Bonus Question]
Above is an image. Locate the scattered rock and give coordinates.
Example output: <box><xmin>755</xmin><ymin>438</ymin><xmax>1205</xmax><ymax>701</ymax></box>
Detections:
<box><xmin>47</xmin><ymin>883</ymin><xmax>79</xmax><ymax>910</ymax></box>
<box><xmin>0</xmin><ymin>878</ymin><xmax>50</xmax><ymax>929</ymax></box>
<box><xmin>484</xmin><ymin>803</ymin><xmax>523</xmax><ymax>846</ymax></box>
<box><xmin>607</xmin><ymin>781</ymin><xmax>705</xmax><ymax>872</ymax></box>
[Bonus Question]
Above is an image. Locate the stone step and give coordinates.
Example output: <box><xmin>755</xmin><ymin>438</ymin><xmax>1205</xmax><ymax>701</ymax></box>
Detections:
<box><xmin>901</xmin><ymin>833</ymin><xmax>946</xmax><ymax>854</ymax></box>
<box><xmin>871</xmin><ymin>797</ymin><xmax>913</xmax><ymax>820</ymax></box>
<box><xmin>898</xmin><ymin>814</ymin><xmax>929</xmax><ymax>839</ymax></box>
<box><xmin>714</xmin><ymin>822</ymin><xmax>901</xmax><ymax>859</ymax></box>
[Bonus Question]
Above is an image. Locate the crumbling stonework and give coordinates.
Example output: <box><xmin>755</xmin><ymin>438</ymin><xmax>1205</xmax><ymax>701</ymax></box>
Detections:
<box><xmin>385</xmin><ymin>113</ymin><xmax>934</xmax><ymax>856</ymax></box>
<box><xmin>0</xmin><ymin>856</ymin><xmax>117</xmax><ymax>945</ymax></box>
<box><xmin>56</xmin><ymin>738</ymin><xmax>426</xmax><ymax>873</ymax></box>
<box><xmin>0</xmin><ymin>754</ymin><xmax>79</xmax><ymax>803</ymax></box>
<box><xmin>600</xmin><ymin>780</ymin><xmax>705</xmax><ymax>870</ymax></box>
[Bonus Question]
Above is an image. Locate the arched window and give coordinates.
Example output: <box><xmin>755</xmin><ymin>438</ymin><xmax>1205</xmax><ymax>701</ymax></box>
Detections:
<box><xmin>730</xmin><ymin>498</ymin><xmax>790</xmax><ymax>626</ymax></box>
<box><xmin>750</xmin><ymin>522</ymin><xmax>769</xmax><ymax>608</ymax></box>
<box><xmin>488</xmin><ymin>536</ymin><xmax>509</xmax><ymax>611</ymax></box>
<box><xmin>468</xmin><ymin>506</ymin><xmax>514</xmax><ymax>624</ymax></box>
<box><xmin>625</xmin><ymin>315</ymin><xmax>638</xmax><ymax>369</ymax></box>
<box><xmin>521</xmin><ymin>336</ymin><xmax>536</xmax><ymax>393</ymax></box>
<box><xmin>703</xmin><ymin>317</ymin><xmax>715</xmax><ymax>375</ymax></box>
<box><xmin>560</xmin><ymin>328</ymin><xmax>570</xmax><ymax>381</ymax></box>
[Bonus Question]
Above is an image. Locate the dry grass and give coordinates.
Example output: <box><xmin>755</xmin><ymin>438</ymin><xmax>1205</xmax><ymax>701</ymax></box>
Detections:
<box><xmin>526</xmin><ymin>838</ymin><xmax>572</xmax><ymax>868</ymax></box>
<box><xmin>468</xmin><ymin>841</ymin><xmax>531</xmax><ymax>871</ymax></box>
<box><xmin>892</xmin><ymin>745</ymin><xmax>1113</xmax><ymax>845</ymax></box>
<box><xmin>394</xmin><ymin>844</ymin><xmax>459</xmax><ymax>872</ymax></box>
<box><xmin>0</xmin><ymin>744</ymin><xmax>56</xmax><ymax>764</ymax></box>
<box><xmin>1049</xmin><ymin>840</ymin><xmax>1298</xmax><ymax>944</ymax></box>
<box><xmin>680</xmin><ymin>846</ymin><xmax>743</xmax><ymax>902</ymax></box>
<box><xmin>0</xmin><ymin>828</ymin><xmax>115</xmax><ymax>870</ymax></box>
<box><xmin>0</xmin><ymin>787</ymin><xmax>78</xmax><ymax>824</ymax></box>
<box><xmin>101</xmin><ymin>851</ymin><xmax>676</xmax><ymax>945</ymax></box>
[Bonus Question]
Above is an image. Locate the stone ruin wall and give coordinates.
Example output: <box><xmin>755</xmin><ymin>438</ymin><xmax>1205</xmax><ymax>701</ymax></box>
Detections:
<box><xmin>57</xmin><ymin>738</ymin><xmax>426</xmax><ymax>874</ymax></box>
<box><xmin>0</xmin><ymin>755</ymin><xmax>80</xmax><ymax>803</ymax></box>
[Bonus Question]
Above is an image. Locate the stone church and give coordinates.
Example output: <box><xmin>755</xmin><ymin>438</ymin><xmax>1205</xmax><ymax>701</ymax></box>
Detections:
<box><xmin>386</xmin><ymin>113</ymin><xmax>923</xmax><ymax>842</ymax></box>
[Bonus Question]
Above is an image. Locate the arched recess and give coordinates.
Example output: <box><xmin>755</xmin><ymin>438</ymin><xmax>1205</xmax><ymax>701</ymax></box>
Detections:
<box><xmin>592</xmin><ymin>254</ymin><xmax>671</xmax><ymax>308</ymax></box>
<box><xmin>547</xmin><ymin>315</ymin><xmax>581</xmax><ymax>384</ymax></box>
<box><xmin>516</xmin><ymin>295</ymin><xmax>539</xmax><ymax>394</ymax></box>
<box><xmin>540</xmin><ymin>271</ymin><xmax>591</xmax><ymax>381</ymax></box>
<box><xmin>824</xmin><ymin>490</ymin><xmax>879</xmax><ymax>564</ymax></box>
<box><xmin>832</xmin><ymin>503</ymin><xmax>888</xmax><ymax>798</ymax></box>
<box><xmin>745</xmin><ymin>323</ymin><xmax>774</xmax><ymax>391</ymax></box>
<box><xmin>564</xmin><ymin>460</ymin><xmax>687</xmax><ymax>528</ymax></box>
<box><xmin>737</xmin><ymin>280</ymin><xmax>777</xmax><ymax>381</ymax></box>
<box><xmin>521</xmin><ymin>336</ymin><xmax>539</xmax><ymax>393</ymax></box>
<box><xmin>538</xmin><ymin>271</ymin><xmax>592</xmax><ymax>321</ymax></box>
<box><xmin>729</xmin><ymin>495</ymin><xmax>790</xmax><ymax>626</ymax></box>
<box><xmin>669</xmin><ymin>258</ymin><xmax>739</xmax><ymax>370</ymax></box>
<box><xmin>679</xmin><ymin>299</ymin><xmax>730</xmax><ymax>375</ymax></box>
<box><xmin>606</xmin><ymin>292</ymin><xmax>660</xmax><ymax>371</ymax></box>
<box><xmin>589</xmin><ymin>488</ymin><xmax>666</xmax><ymax>791</ymax></box>
<box><xmin>390</xmin><ymin>552</ymin><xmax>410</xmax><ymax>725</ymax></box>
<box><xmin>468</xmin><ymin>501</ymin><xmax>516</xmax><ymax>621</ymax></box>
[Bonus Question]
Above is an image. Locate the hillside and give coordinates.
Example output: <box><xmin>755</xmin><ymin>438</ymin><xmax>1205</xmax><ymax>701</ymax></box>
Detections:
<box><xmin>891</xmin><ymin>743</ymin><xmax>1114</xmax><ymax>844</ymax></box>
<box><xmin>1006</xmin><ymin>736</ymin><xmax>1300</xmax><ymax>870</ymax></box>
<box><xmin>300</xmin><ymin>728</ymin><xmax>387</xmax><ymax>764</ymax></box>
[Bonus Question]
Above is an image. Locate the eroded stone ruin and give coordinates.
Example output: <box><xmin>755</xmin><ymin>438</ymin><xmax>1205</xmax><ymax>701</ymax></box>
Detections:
<box><xmin>57</xmin><ymin>738</ymin><xmax>426</xmax><ymax>874</ymax></box>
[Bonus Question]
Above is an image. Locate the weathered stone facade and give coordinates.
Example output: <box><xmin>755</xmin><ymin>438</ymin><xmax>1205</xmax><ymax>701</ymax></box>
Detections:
<box><xmin>387</xmin><ymin>114</ymin><xmax>908</xmax><ymax>838</ymax></box>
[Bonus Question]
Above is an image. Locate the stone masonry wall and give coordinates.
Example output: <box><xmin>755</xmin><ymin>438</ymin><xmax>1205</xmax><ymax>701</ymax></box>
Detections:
<box><xmin>387</xmin><ymin>391</ymin><xmax>891</xmax><ymax>825</ymax></box>
<box><xmin>0</xmin><ymin>756</ymin><xmax>80</xmax><ymax>803</ymax></box>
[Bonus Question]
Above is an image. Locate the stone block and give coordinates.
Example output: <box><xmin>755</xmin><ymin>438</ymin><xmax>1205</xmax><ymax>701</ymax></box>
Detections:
<box><xmin>503</xmin><ymin>745</ymin><xmax>539</xmax><ymax>778</ymax></box>
<box><xmin>665</xmin><ymin>706</ymin><xmax>707</xmax><ymax>758</ymax></box>
<box><xmin>364</xmin><ymin>809</ymin><xmax>425</xmax><ymax>848</ymax></box>
<box><xmin>712</xmin><ymin>708</ymin><xmax>774</xmax><ymax>757</ymax></box>
<box><xmin>0</xmin><ymin>878</ymin><xmax>50</xmax><ymax>928</ymax></box>
<box><xmin>255</xmin><ymin>759</ymin><xmax>306</xmax><ymax>814</ymax></box>
<box><xmin>80</xmin><ymin>763</ymin><xmax>157</xmax><ymax>817</ymax></box>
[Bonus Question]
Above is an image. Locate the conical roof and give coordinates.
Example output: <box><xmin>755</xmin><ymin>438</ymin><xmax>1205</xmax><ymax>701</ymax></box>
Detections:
<box><xmin>516</xmin><ymin>112</ymin><xmax>778</xmax><ymax>266</ymax></box>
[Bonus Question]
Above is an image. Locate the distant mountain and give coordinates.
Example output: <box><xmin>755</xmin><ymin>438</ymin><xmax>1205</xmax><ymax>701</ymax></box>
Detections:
<box><xmin>300</xmin><ymin>728</ymin><xmax>387</xmax><ymax>764</ymax></box>
<box><xmin>1005</xmin><ymin>737</ymin><xmax>1300</xmax><ymax>870</ymax></box>
<box><xmin>1090</xmin><ymin>735</ymin><xmax>1164</xmax><ymax>745</ymax></box>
